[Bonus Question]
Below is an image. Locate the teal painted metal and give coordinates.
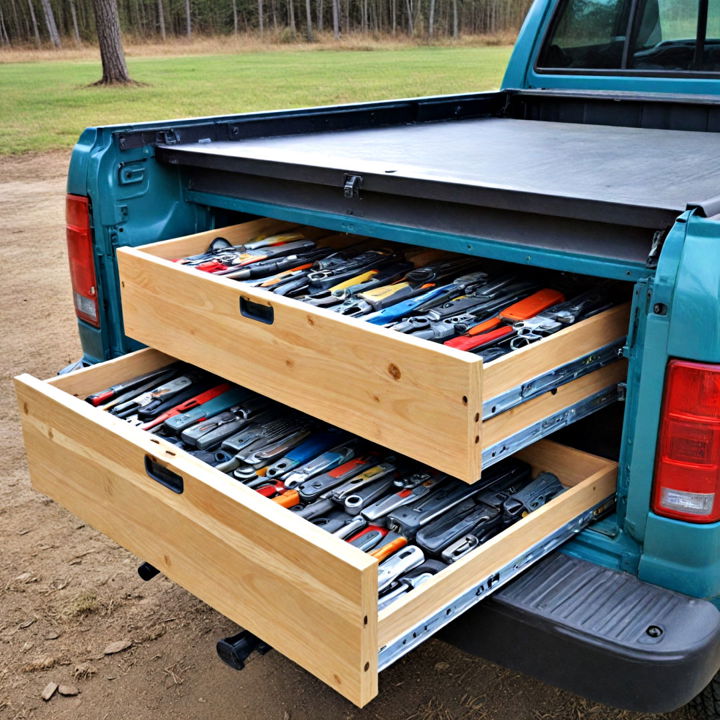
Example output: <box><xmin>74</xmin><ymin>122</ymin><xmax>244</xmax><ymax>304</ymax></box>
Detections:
<box><xmin>66</xmin><ymin>128</ymin><xmax>212</xmax><ymax>362</ymax></box>
<box><xmin>502</xmin><ymin>0</ymin><xmax>720</xmax><ymax>94</ymax></box>
<box><xmin>186</xmin><ymin>190</ymin><xmax>650</xmax><ymax>282</ymax></box>
<box><xmin>621</xmin><ymin>215</ymin><xmax>687</xmax><ymax>543</ymax></box>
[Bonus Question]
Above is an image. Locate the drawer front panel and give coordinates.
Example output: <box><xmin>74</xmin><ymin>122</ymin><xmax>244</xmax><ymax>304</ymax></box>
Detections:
<box><xmin>118</xmin><ymin>221</ymin><xmax>629</xmax><ymax>482</ymax></box>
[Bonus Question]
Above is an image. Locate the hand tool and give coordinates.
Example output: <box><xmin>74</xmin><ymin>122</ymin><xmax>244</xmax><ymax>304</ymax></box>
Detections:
<box><xmin>86</xmin><ymin>365</ymin><xmax>182</xmax><ymax>407</ymax></box>
<box><xmin>234</xmin><ymin>424</ymin><xmax>314</xmax><ymax>470</ymax></box>
<box><xmin>335</xmin><ymin>258</ymin><xmax>480</xmax><ymax>317</ymax></box>
<box><xmin>264</xmin><ymin>429</ymin><xmax>348</xmax><ymax>477</ymax></box>
<box><xmin>509</xmin><ymin>291</ymin><xmax>614</xmax><ymax>349</ymax></box>
<box><xmin>139</xmin><ymin>383</ymin><xmax>232</xmax><ymax>431</ymax></box>
<box><xmin>502</xmin><ymin>472</ymin><xmax>564</xmax><ymax>522</ymax></box>
<box><xmin>222</xmin><ymin>247</ymin><xmax>334</xmax><ymax>281</ymax></box>
<box><xmin>444</xmin><ymin>288</ymin><xmax>567</xmax><ymax>352</ymax></box>
<box><xmin>111</xmin><ymin>372</ymin><xmax>203</xmax><ymax>418</ymax></box>
<box><xmin>180</xmin><ymin>397</ymin><xmax>275</xmax><ymax>448</ymax></box>
<box><xmin>347</xmin><ymin>525</ymin><xmax>388</xmax><ymax>551</ymax></box>
<box><xmin>377</xmin><ymin>559</ymin><xmax>447</xmax><ymax>609</ymax></box>
<box><xmin>161</xmin><ymin>386</ymin><xmax>254</xmax><ymax>435</ymax></box>
<box><xmin>415</xmin><ymin>464</ymin><xmax>532</xmax><ymax>555</ymax></box>
<box><xmin>280</xmin><ymin>440</ymin><xmax>360</xmax><ymax>488</ymax></box>
<box><xmin>329</xmin><ymin>460</ymin><xmax>397</xmax><ymax>502</ymax></box>
<box><xmin>312</xmin><ymin>509</ymin><xmax>364</xmax><ymax>534</ymax></box>
<box><xmin>343</xmin><ymin>476</ymin><xmax>397</xmax><ymax>515</ymax></box>
<box><xmin>362</xmin><ymin>270</ymin><xmax>489</xmax><ymax>325</ymax></box>
<box><xmin>386</xmin><ymin>459</ymin><xmax>529</xmax><ymax>537</ymax></box>
<box><xmin>361</xmin><ymin>470</ymin><xmax>446</xmax><ymax>522</ymax></box>
<box><xmin>305</xmin><ymin>249</ymin><xmax>395</xmax><ymax>292</ymax></box>
<box><xmin>216</xmin><ymin>416</ymin><xmax>313</xmax><ymax>472</ymax></box>
<box><xmin>368</xmin><ymin>531</ymin><xmax>408</xmax><ymax>562</ymax></box>
<box><xmin>377</xmin><ymin>545</ymin><xmax>425</xmax><ymax>592</ymax></box>
<box><xmin>377</xmin><ymin>572</ymin><xmax>433</xmax><ymax>610</ymax></box>
<box><xmin>274</xmin><ymin>454</ymin><xmax>378</xmax><ymax>507</ymax></box>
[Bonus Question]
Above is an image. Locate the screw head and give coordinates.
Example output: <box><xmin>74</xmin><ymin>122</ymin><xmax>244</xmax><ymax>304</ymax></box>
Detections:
<box><xmin>646</xmin><ymin>625</ymin><xmax>663</xmax><ymax>638</ymax></box>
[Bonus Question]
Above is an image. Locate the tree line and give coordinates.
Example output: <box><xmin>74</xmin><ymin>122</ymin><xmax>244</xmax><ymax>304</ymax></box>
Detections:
<box><xmin>0</xmin><ymin>0</ymin><xmax>532</xmax><ymax>46</ymax></box>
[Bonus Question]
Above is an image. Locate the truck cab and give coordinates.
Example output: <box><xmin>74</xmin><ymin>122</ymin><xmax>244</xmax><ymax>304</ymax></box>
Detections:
<box><xmin>22</xmin><ymin>0</ymin><xmax>720</xmax><ymax>715</ymax></box>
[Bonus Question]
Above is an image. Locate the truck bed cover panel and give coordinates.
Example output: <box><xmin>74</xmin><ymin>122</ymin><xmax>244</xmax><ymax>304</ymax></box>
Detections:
<box><xmin>157</xmin><ymin>117</ymin><xmax>720</xmax><ymax>230</ymax></box>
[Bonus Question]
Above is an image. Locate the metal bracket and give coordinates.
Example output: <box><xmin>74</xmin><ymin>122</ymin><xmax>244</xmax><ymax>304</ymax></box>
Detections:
<box><xmin>483</xmin><ymin>341</ymin><xmax>625</xmax><ymax>419</ymax></box>
<box><xmin>482</xmin><ymin>385</ymin><xmax>621</xmax><ymax>468</ymax></box>
<box><xmin>343</xmin><ymin>174</ymin><xmax>363</xmax><ymax>199</ymax></box>
<box><xmin>378</xmin><ymin>494</ymin><xmax>615</xmax><ymax>671</ymax></box>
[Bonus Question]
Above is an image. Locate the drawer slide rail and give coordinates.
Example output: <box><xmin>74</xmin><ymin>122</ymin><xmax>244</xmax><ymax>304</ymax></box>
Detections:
<box><xmin>482</xmin><ymin>384</ymin><xmax>621</xmax><ymax>468</ymax></box>
<box><xmin>483</xmin><ymin>340</ymin><xmax>625</xmax><ymax>419</ymax></box>
<box><xmin>377</xmin><ymin>494</ymin><xmax>615</xmax><ymax>671</ymax></box>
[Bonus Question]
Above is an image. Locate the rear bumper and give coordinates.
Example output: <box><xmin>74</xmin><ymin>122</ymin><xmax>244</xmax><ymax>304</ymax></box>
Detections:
<box><xmin>439</xmin><ymin>552</ymin><xmax>720</xmax><ymax>713</ymax></box>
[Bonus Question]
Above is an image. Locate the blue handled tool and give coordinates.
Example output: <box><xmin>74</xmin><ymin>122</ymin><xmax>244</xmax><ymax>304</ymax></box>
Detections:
<box><xmin>265</xmin><ymin>429</ymin><xmax>348</xmax><ymax>478</ymax></box>
<box><xmin>161</xmin><ymin>387</ymin><xmax>255</xmax><ymax>434</ymax></box>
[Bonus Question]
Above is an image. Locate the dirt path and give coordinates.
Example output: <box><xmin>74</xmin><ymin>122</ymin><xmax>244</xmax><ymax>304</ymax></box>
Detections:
<box><xmin>0</xmin><ymin>152</ymin><xmax>688</xmax><ymax>720</ymax></box>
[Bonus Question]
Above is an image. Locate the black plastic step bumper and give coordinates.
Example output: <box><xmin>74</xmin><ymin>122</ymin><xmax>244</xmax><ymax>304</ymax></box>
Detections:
<box><xmin>439</xmin><ymin>552</ymin><xmax>720</xmax><ymax>713</ymax></box>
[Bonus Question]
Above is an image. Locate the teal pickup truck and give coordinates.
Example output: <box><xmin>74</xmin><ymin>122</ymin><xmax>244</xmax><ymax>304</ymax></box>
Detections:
<box><xmin>29</xmin><ymin>0</ymin><xmax>720</xmax><ymax>715</ymax></box>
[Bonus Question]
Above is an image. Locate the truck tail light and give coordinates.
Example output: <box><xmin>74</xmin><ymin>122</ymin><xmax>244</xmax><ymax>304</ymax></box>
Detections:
<box><xmin>66</xmin><ymin>194</ymin><xmax>99</xmax><ymax>327</ymax></box>
<box><xmin>653</xmin><ymin>360</ymin><xmax>720</xmax><ymax>522</ymax></box>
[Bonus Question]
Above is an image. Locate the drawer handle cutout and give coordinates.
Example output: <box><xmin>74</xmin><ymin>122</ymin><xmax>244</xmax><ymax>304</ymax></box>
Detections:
<box><xmin>240</xmin><ymin>297</ymin><xmax>274</xmax><ymax>325</ymax></box>
<box><xmin>145</xmin><ymin>456</ymin><xmax>184</xmax><ymax>494</ymax></box>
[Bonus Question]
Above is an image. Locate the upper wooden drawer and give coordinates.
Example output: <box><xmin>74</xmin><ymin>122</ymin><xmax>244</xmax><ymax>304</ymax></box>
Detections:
<box><xmin>117</xmin><ymin>218</ymin><xmax>628</xmax><ymax>483</ymax></box>
<box><xmin>14</xmin><ymin>348</ymin><xmax>617</xmax><ymax>708</ymax></box>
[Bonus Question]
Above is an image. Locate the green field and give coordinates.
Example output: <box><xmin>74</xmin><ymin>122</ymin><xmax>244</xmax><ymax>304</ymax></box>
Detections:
<box><xmin>0</xmin><ymin>46</ymin><xmax>511</xmax><ymax>155</ymax></box>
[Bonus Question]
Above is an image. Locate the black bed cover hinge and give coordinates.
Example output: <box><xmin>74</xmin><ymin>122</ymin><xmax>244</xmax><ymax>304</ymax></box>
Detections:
<box><xmin>343</xmin><ymin>174</ymin><xmax>363</xmax><ymax>199</ymax></box>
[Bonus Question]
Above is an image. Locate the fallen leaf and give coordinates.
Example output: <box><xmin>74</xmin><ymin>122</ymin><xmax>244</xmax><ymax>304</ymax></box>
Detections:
<box><xmin>434</xmin><ymin>661</ymin><xmax>450</xmax><ymax>672</ymax></box>
<box><xmin>15</xmin><ymin>572</ymin><xmax>32</xmax><ymax>582</ymax></box>
<box><xmin>19</xmin><ymin>618</ymin><xmax>36</xmax><ymax>629</ymax></box>
<box><xmin>58</xmin><ymin>685</ymin><xmax>80</xmax><ymax>697</ymax></box>
<box><xmin>103</xmin><ymin>639</ymin><xmax>132</xmax><ymax>655</ymax></box>
<box><xmin>41</xmin><ymin>681</ymin><xmax>58</xmax><ymax>701</ymax></box>
<box><xmin>45</xmin><ymin>631</ymin><xmax>60</xmax><ymax>640</ymax></box>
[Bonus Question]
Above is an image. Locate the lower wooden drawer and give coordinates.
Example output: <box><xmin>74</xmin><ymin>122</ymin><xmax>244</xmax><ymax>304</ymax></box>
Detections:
<box><xmin>14</xmin><ymin>348</ymin><xmax>616</xmax><ymax>707</ymax></box>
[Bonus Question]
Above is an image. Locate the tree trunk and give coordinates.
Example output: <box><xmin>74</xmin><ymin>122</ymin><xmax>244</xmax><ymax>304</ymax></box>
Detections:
<box><xmin>69</xmin><ymin>0</ymin><xmax>81</xmax><ymax>42</ymax></box>
<box><xmin>405</xmin><ymin>0</ymin><xmax>413</xmax><ymax>34</ymax></box>
<box><xmin>233</xmin><ymin>0</ymin><xmax>239</xmax><ymax>33</ymax></box>
<box><xmin>287</xmin><ymin>0</ymin><xmax>295</xmax><ymax>32</ymax></box>
<box><xmin>331</xmin><ymin>0</ymin><xmax>339</xmax><ymax>37</ymax></box>
<box><xmin>157</xmin><ymin>0</ymin><xmax>165</xmax><ymax>39</ymax></box>
<box><xmin>27</xmin><ymin>0</ymin><xmax>40</xmax><ymax>44</ymax></box>
<box><xmin>257</xmin><ymin>0</ymin><xmax>264</xmax><ymax>34</ymax></box>
<box><xmin>92</xmin><ymin>0</ymin><xmax>133</xmax><ymax>84</ymax></box>
<box><xmin>304</xmin><ymin>0</ymin><xmax>313</xmax><ymax>39</ymax></box>
<box><xmin>317</xmin><ymin>0</ymin><xmax>323</xmax><ymax>32</ymax></box>
<box><xmin>391</xmin><ymin>0</ymin><xmax>396</xmax><ymax>33</ymax></box>
<box><xmin>0</xmin><ymin>10</ymin><xmax>10</xmax><ymax>45</ymax></box>
<box><xmin>452</xmin><ymin>0</ymin><xmax>458</xmax><ymax>37</ymax></box>
<box><xmin>39</xmin><ymin>0</ymin><xmax>60</xmax><ymax>45</ymax></box>
<box><xmin>428</xmin><ymin>0</ymin><xmax>435</xmax><ymax>36</ymax></box>
<box><xmin>184</xmin><ymin>0</ymin><xmax>191</xmax><ymax>36</ymax></box>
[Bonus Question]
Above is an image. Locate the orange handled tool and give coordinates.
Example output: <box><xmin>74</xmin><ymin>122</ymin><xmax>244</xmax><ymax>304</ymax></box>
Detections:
<box><xmin>445</xmin><ymin>289</ymin><xmax>565</xmax><ymax>350</ymax></box>
<box><xmin>370</xmin><ymin>533</ymin><xmax>408</xmax><ymax>562</ymax></box>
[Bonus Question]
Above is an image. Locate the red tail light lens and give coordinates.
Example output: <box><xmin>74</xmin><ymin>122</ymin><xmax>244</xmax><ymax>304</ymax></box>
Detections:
<box><xmin>653</xmin><ymin>360</ymin><xmax>720</xmax><ymax>522</ymax></box>
<box><xmin>66</xmin><ymin>194</ymin><xmax>99</xmax><ymax>327</ymax></box>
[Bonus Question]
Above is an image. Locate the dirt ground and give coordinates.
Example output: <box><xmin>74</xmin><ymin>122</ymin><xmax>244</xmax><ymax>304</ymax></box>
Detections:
<box><xmin>0</xmin><ymin>152</ymin><xmax>691</xmax><ymax>720</ymax></box>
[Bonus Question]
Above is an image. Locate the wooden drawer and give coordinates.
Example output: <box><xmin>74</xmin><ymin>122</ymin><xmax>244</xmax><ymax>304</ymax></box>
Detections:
<box><xmin>117</xmin><ymin>218</ymin><xmax>628</xmax><ymax>483</ymax></box>
<box><xmin>15</xmin><ymin>348</ymin><xmax>616</xmax><ymax>707</ymax></box>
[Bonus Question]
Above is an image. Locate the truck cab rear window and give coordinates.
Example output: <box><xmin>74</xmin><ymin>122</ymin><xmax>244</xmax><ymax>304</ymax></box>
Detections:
<box><xmin>538</xmin><ymin>0</ymin><xmax>720</xmax><ymax>72</ymax></box>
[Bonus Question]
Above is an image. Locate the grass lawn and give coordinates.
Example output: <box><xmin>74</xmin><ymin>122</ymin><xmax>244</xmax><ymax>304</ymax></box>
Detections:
<box><xmin>0</xmin><ymin>46</ymin><xmax>511</xmax><ymax>155</ymax></box>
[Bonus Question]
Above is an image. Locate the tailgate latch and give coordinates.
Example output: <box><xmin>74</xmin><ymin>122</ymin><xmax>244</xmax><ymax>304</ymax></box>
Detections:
<box><xmin>343</xmin><ymin>174</ymin><xmax>363</xmax><ymax>200</ymax></box>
